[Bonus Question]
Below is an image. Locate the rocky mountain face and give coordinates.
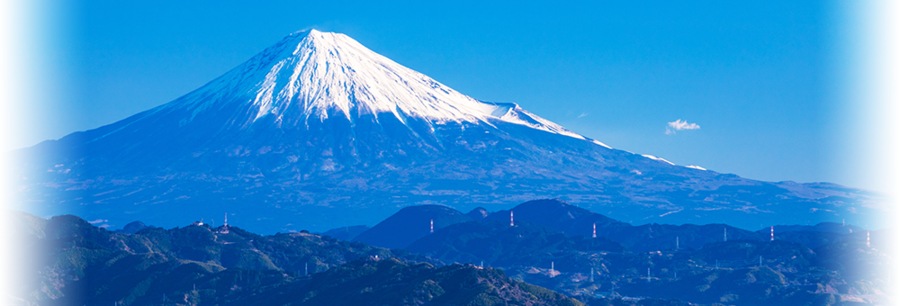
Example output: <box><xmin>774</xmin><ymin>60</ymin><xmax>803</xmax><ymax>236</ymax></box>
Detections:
<box><xmin>11</xmin><ymin>29</ymin><xmax>881</xmax><ymax>233</ymax></box>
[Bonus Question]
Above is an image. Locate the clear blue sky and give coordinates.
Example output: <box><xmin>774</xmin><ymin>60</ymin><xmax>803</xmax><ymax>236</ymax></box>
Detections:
<box><xmin>15</xmin><ymin>0</ymin><xmax>869</xmax><ymax>189</ymax></box>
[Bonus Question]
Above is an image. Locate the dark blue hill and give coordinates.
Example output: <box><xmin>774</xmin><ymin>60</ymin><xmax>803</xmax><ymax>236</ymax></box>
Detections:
<box><xmin>353</xmin><ymin>204</ymin><xmax>473</xmax><ymax>249</ymax></box>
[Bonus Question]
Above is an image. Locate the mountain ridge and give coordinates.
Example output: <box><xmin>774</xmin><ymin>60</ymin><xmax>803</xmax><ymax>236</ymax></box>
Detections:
<box><xmin>11</xmin><ymin>29</ymin><xmax>881</xmax><ymax>233</ymax></box>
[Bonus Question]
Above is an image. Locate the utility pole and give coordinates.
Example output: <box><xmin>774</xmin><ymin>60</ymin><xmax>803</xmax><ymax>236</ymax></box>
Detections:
<box><xmin>724</xmin><ymin>228</ymin><xmax>727</xmax><ymax>242</ymax></box>
<box><xmin>647</xmin><ymin>268</ymin><xmax>650</xmax><ymax>282</ymax></box>
<box><xmin>676</xmin><ymin>236</ymin><xmax>679</xmax><ymax>250</ymax></box>
<box><xmin>305</xmin><ymin>262</ymin><xmax>308</xmax><ymax>276</ymax></box>
<box><xmin>590</xmin><ymin>267</ymin><xmax>594</xmax><ymax>282</ymax></box>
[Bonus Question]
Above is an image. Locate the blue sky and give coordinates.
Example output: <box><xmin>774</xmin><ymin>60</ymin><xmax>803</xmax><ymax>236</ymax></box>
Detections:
<box><xmin>7</xmin><ymin>0</ymin><xmax>877</xmax><ymax>190</ymax></box>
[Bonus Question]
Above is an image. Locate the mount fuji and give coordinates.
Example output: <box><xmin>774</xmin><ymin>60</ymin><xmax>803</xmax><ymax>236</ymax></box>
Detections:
<box><xmin>12</xmin><ymin>30</ymin><xmax>880</xmax><ymax>233</ymax></box>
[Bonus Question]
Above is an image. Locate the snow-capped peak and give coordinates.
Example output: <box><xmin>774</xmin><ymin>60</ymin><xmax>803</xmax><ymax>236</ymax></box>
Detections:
<box><xmin>155</xmin><ymin>29</ymin><xmax>592</xmax><ymax>144</ymax></box>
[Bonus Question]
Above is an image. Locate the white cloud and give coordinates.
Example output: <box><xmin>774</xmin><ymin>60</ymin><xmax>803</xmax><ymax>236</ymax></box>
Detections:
<box><xmin>578</xmin><ymin>112</ymin><xmax>588</xmax><ymax>118</ymax></box>
<box><xmin>666</xmin><ymin>119</ymin><xmax>700</xmax><ymax>135</ymax></box>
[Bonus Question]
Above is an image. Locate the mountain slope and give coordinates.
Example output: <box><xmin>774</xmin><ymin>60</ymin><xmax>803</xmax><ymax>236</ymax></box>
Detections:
<box><xmin>406</xmin><ymin>220</ymin><xmax>624</xmax><ymax>269</ymax></box>
<box><xmin>353</xmin><ymin>205</ymin><xmax>473</xmax><ymax>249</ymax></box>
<box><xmin>236</xmin><ymin>257</ymin><xmax>583</xmax><ymax>306</ymax></box>
<box><xmin>13</xmin><ymin>211</ymin><xmax>589</xmax><ymax>306</ymax></box>
<box><xmin>11</xmin><ymin>29</ymin><xmax>881</xmax><ymax>233</ymax></box>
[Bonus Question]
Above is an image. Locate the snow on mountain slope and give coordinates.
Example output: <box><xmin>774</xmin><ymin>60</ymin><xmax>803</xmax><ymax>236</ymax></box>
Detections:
<box><xmin>641</xmin><ymin>154</ymin><xmax>675</xmax><ymax>165</ymax></box>
<box><xmin>148</xmin><ymin>30</ymin><xmax>587</xmax><ymax>143</ymax></box>
<box><xmin>11</xmin><ymin>30</ymin><xmax>882</xmax><ymax>234</ymax></box>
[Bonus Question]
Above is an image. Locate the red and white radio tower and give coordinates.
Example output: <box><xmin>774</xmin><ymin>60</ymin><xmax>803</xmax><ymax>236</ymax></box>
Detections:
<box><xmin>592</xmin><ymin>223</ymin><xmax>597</xmax><ymax>238</ymax></box>
<box><xmin>510</xmin><ymin>211</ymin><xmax>514</xmax><ymax>227</ymax></box>
<box><xmin>770</xmin><ymin>226</ymin><xmax>774</xmax><ymax>241</ymax></box>
<box><xmin>867</xmin><ymin>231</ymin><xmax>870</xmax><ymax>248</ymax></box>
<box><xmin>430</xmin><ymin>219</ymin><xmax>434</xmax><ymax>233</ymax></box>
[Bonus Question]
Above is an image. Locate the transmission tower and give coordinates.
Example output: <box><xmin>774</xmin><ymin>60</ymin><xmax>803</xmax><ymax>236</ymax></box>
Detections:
<box><xmin>550</xmin><ymin>261</ymin><xmax>555</xmax><ymax>277</ymax></box>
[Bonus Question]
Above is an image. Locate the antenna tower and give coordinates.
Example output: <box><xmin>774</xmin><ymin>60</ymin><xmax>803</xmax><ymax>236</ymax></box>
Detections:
<box><xmin>867</xmin><ymin>231</ymin><xmax>871</xmax><ymax>248</ymax></box>
<box><xmin>770</xmin><ymin>226</ymin><xmax>774</xmax><ymax>241</ymax></box>
<box><xmin>430</xmin><ymin>219</ymin><xmax>434</xmax><ymax>233</ymax></box>
<box><xmin>221</xmin><ymin>213</ymin><xmax>230</xmax><ymax>233</ymax></box>
<box><xmin>592</xmin><ymin>223</ymin><xmax>596</xmax><ymax>238</ymax></box>
<box><xmin>550</xmin><ymin>261</ymin><xmax>554</xmax><ymax>277</ymax></box>
<box><xmin>510</xmin><ymin>210</ymin><xmax>514</xmax><ymax>227</ymax></box>
<box><xmin>724</xmin><ymin>227</ymin><xmax>727</xmax><ymax>242</ymax></box>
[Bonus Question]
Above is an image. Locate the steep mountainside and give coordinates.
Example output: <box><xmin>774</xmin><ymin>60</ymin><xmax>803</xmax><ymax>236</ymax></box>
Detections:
<box><xmin>11</xmin><ymin>29</ymin><xmax>881</xmax><ymax>233</ymax></box>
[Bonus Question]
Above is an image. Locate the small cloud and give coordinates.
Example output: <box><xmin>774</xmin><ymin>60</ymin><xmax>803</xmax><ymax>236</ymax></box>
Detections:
<box><xmin>578</xmin><ymin>112</ymin><xmax>588</xmax><ymax>118</ymax></box>
<box><xmin>88</xmin><ymin>219</ymin><xmax>108</xmax><ymax>224</ymax></box>
<box><xmin>666</xmin><ymin>119</ymin><xmax>700</xmax><ymax>135</ymax></box>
